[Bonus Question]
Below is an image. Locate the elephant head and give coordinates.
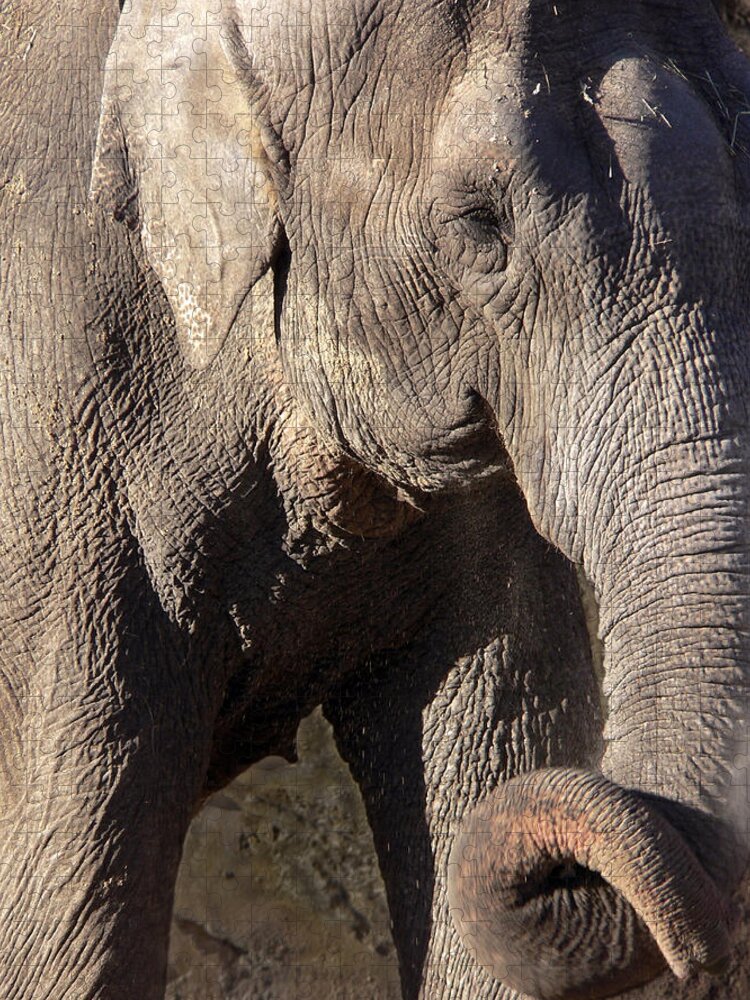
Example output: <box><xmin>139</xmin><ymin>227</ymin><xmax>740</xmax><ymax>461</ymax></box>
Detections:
<box><xmin>92</xmin><ymin>1</ymin><xmax>750</xmax><ymax>997</ymax></box>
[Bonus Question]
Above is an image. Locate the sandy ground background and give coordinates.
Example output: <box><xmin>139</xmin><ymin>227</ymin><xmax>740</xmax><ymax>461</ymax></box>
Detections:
<box><xmin>166</xmin><ymin>710</ymin><xmax>401</xmax><ymax>1000</ymax></box>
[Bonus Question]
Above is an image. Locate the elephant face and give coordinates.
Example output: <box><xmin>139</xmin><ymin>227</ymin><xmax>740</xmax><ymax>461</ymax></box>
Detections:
<box><xmin>92</xmin><ymin>1</ymin><xmax>750</xmax><ymax>998</ymax></box>
<box><xmin>272</xmin><ymin>0</ymin><xmax>750</xmax><ymax>517</ymax></box>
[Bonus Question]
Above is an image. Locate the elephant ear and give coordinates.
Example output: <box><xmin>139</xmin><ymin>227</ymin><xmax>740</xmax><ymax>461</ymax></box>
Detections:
<box><xmin>90</xmin><ymin>2</ymin><xmax>283</xmax><ymax>369</ymax></box>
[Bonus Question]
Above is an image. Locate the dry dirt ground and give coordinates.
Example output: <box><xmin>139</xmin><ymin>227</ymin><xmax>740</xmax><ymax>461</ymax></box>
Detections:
<box><xmin>166</xmin><ymin>710</ymin><xmax>401</xmax><ymax>1000</ymax></box>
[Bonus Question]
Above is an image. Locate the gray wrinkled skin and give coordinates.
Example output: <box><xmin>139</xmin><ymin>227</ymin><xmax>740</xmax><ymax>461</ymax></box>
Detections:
<box><xmin>1</xmin><ymin>0</ymin><xmax>750</xmax><ymax>997</ymax></box>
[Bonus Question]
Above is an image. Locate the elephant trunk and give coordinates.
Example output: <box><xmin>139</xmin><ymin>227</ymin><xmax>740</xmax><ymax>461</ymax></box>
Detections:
<box><xmin>591</xmin><ymin>450</ymin><xmax>750</xmax><ymax>886</ymax></box>
<box><xmin>447</xmin><ymin>769</ymin><xmax>733</xmax><ymax>1000</ymax></box>
<box><xmin>449</xmin><ymin>434</ymin><xmax>750</xmax><ymax>997</ymax></box>
<box><xmin>448</xmin><ymin>39</ymin><xmax>750</xmax><ymax>1000</ymax></box>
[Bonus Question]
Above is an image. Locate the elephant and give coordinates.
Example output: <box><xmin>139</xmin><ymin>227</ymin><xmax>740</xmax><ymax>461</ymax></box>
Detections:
<box><xmin>1</xmin><ymin>0</ymin><xmax>750</xmax><ymax>997</ymax></box>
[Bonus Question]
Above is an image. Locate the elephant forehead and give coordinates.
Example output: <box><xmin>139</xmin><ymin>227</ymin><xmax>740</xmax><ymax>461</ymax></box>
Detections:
<box><xmin>434</xmin><ymin>52</ymin><xmax>527</xmax><ymax>163</ymax></box>
<box><xmin>595</xmin><ymin>56</ymin><xmax>734</xmax><ymax>192</ymax></box>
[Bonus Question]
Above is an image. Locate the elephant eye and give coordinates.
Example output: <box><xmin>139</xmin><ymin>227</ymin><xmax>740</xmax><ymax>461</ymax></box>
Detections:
<box><xmin>455</xmin><ymin>206</ymin><xmax>509</xmax><ymax>247</ymax></box>
<box><xmin>430</xmin><ymin>191</ymin><xmax>513</xmax><ymax>294</ymax></box>
<box><xmin>445</xmin><ymin>203</ymin><xmax>513</xmax><ymax>283</ymax></box>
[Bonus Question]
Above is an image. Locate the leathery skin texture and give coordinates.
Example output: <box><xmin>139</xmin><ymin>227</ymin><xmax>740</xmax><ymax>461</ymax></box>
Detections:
<box><xmin>0</xmin><ymin>1</ymin><xmax>749</xmax><ymax>998</ymax></box>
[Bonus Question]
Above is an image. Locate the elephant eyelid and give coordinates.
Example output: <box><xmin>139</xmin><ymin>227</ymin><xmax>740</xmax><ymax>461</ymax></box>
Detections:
<box><xmin>458</xmin><ymin>207</ymin><xmax>506</xmax><ymax>229</ymax></box>
<box><xmin>456</xmin><ymin>206</ymin><xmax>499</xmax><ymax>223</ymax></box>
<box><xmin>454</xmin><ymin>207</ymin><xmax>514</xmax><ymax>248</ymax></box>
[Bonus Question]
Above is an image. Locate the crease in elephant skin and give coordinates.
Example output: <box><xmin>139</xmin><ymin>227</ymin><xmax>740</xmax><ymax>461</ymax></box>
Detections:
<box><xmin>1</xmin><ymin>0</ymin><xmax>750</xmax><ymax>998</ymax></box>
<box><xmin>575</xmin><ymin>566</ymin><xmax>607</xmax><ymax>726</ymax></box>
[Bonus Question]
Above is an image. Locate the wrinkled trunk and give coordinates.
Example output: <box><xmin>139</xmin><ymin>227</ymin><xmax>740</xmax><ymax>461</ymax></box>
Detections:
<box><xmin>450</xmin><ymin>428</ymin><xmax>750</xmax><ymax>997</ymax></box>
<box><xmin>597</xmin><ymin>495</ymin><xmax>750</xmax><ymax>880</ymax></box>
<box><xmin>449</xmin><ymin>769</ymin><xmax>732</xmax><ymax>1000</ymax></box>
<box><xmin>451</xmin><ymin>40</ymin><xmax>750</xmax><ymax>978</ymax></box>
